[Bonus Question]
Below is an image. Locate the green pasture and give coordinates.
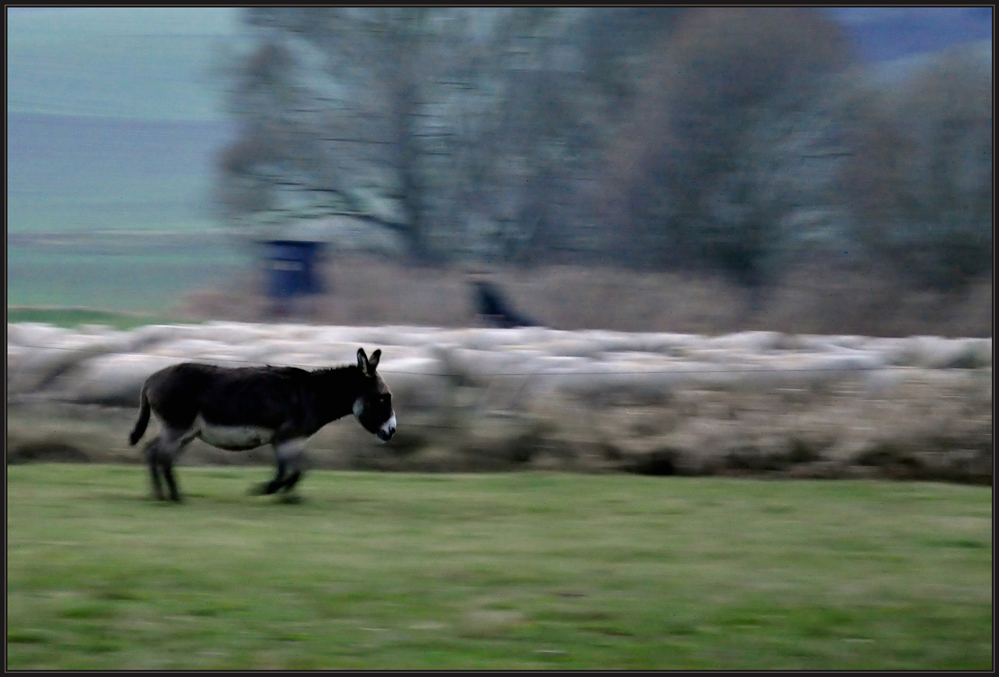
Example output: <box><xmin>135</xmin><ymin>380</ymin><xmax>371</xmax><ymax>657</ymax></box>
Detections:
<box><xmin>8</xmin><ymin>244</ymin><xmax>250</xmax><ymax>313</ymax></box>
<box><xmin>7</xmin><ymin>465</ymin><xmax>992</xmax><ymax>670</ymax></box>
<box><xmin>6</xmin><ymin>308</ymin><xmax>188</xmax><ymax>331</ymax></box>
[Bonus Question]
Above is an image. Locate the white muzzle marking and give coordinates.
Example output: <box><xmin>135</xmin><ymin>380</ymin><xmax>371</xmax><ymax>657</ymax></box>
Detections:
<box><xmin>378</xmin><ymin>414</ymin><xmax>397</xmax><ymax>443</ymax></box>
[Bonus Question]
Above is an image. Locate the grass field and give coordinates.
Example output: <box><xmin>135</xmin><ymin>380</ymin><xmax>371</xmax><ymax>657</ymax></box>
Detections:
<box><xmin>7</xmin><ymin>465</ymin><xmax>992</xmax><ymax>670</ymax></box>
<box><xmin>7</xmin><ymin>242</ymin><xmax>250</xmax><ymax>313</ymax></box>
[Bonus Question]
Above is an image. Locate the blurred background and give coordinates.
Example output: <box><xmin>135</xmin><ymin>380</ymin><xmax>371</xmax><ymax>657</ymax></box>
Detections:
<box><xmin>7</xmin><ymin>14</ymin><xmax>992</xmax><ymax>669</ymax></box>
<box><xmin>7</xmin><ymin>7</ymin><xmax>993</xmax><ymax>336</ymax></box>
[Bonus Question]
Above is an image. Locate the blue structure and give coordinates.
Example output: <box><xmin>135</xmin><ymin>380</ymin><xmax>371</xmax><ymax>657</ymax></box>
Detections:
<box><xmin>262</xmin><ymin>240</ymin><xmax>325</xmax><ymax>303</ymax></box>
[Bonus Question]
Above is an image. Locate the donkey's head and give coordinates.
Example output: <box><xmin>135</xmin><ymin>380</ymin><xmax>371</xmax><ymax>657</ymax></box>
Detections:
<box><xmin>352</xmin><ymin>348</ymin><xmax>396</xmax><ymax>442</ymax></box>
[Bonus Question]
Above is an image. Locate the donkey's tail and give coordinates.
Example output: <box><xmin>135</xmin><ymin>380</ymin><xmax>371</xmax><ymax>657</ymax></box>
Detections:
<box><xmin>129</xmin><ymin>385</ymin><xmax>151</xmax><ymax>446</ymax></box>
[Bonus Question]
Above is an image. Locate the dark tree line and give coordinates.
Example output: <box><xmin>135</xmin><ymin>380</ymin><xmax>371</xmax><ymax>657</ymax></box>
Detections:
<box><xmin>215</xmin><ymin>7</ymin><xmax>992</xmax><ymax>292</ymax></box>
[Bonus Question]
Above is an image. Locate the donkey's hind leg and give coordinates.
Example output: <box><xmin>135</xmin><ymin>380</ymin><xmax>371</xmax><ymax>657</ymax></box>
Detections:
<box><xmin>155</xmin><ymin>427</ymin><xmax>196</xmax><ymax>502</ymax></box>
<box><xmin>161</xmin><ymin>457</ymin><xmax>182</xmax><ymax>503</ymax></box>
<box><xmin>143</xmin><ymin>437</ymin><xmax>165</xmax><ymax>501</ymax></box>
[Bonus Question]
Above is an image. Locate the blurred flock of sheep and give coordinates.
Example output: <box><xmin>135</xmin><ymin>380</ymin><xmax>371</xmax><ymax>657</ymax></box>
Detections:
<box><xmin>8</xmin><ymin>322</ymin><xmax>992</xmax><ymax>484</ymax></box>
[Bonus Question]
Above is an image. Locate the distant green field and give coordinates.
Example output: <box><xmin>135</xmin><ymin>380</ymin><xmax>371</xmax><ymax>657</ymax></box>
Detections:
<box><xmin>7</xmin><ymin>466</ymin><xmax>992</xmax><ymax>670</ymax></box>
<box><xmin>7</xmin><ymin>114</ymin><xmax>236</xmax><ymax>236</ymax></box>
<box><xmin>6</xmin><ymin>308</ymin><xmax>188</xmax><ymax>330</ymax></box>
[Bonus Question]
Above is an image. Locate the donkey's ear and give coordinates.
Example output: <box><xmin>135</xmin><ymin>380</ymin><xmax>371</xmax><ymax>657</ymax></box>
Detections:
<box><xmin>357</xmin><ymin>348</ymin><xmax>369</xmax><ymax>375</ymax></box>
<box><xmin>368</xmin><ymin>349</ymin><xmax>381</xmax><ymax>371</ymax></box>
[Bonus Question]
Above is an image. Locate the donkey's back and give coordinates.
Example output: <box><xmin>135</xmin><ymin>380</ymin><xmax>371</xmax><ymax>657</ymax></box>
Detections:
<box><xmin>131</xmin><ymin>363</ymin><xmax>313</xmax><ymax>444</ymax></box>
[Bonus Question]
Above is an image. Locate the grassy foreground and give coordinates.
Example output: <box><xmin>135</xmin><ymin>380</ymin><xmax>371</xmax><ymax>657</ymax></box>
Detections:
<box><xmin>7</xmin><ymin>465</ymin><xmax>992</xmax><ymax>670</ymax></box>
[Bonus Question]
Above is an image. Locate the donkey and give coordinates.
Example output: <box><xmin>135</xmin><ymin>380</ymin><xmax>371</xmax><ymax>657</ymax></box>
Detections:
<box><xmin>128</xmin><ymin>348</ymin><xmax>395</xmax><ymax>502</ymax></box>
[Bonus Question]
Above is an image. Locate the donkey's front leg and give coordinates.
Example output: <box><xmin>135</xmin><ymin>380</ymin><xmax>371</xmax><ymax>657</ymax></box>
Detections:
<box><xmin>277</xmin><ymin>438</ymin><xmax>307</xmax><ymax>495</ymax></box>
<box><xmin>259</xmin><ymin>437</ymin><xmax>307</xmax><ymax>498</ymax></box>
<box><xmin>281</xmin><ymin>467</ymin><xmax>303</xmax><ymax>493</ymax></box>
<box><xmin>253</xmin><ymin>456</ymin><xmax>287</xmax><ymax>496</ymax></box>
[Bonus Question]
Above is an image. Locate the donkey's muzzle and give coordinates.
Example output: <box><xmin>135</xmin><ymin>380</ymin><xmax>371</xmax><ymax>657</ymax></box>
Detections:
<box><xmin>377</xmin><ymin>415</ymin><xmax>397</xmax><ymax>443</ymax></box>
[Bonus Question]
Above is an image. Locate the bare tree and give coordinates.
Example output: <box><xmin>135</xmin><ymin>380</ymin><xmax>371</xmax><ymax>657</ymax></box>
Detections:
<box><xmin>215</xmin><ymin>8</ymin><xmax>688</xmax><ymax>266</ymax></box>
<box><xmin>841</xmin><ymin>47</ymin><xmax>992</xmax><ymax>290</ymax></box>
<box><xmin>216</xmin><ymin>9</ymin><xmax>608</xmax><ymax>264</ymax></box>
<box><xmin>599</xmin><ymin>8</ymin><xmax>852</xmax><ymax>286</ymax></box>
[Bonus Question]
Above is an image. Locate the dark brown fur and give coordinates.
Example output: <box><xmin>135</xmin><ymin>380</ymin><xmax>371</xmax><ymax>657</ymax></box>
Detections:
<box><xmin>129</xmin><ymin>348</ymin><xmax>394</xmax><ymax>501</ymax></box>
